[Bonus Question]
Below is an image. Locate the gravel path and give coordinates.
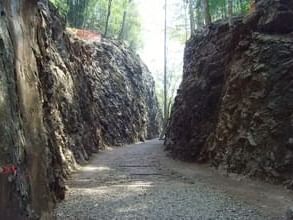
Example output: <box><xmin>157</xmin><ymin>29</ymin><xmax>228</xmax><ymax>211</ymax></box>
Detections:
<box><xmin>55</xmin><ymin>139</ymin><xmax>291</xmax><ymax>220</ymax></box>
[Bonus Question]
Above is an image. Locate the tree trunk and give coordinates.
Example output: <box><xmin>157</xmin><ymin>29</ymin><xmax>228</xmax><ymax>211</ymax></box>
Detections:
<box><xmin>118</xmin><ymin>0</ymin><xmax>132</xmax><ymax>40</ymax></box>
<box><xmin>161</xmin><ymin>0</ymin><xmax>168</xmax><ymax>139</ymax></box>
<box><xmin>164</xmin><ymin>0</ymin><xmax>168</xmax><ymax>121</ymax></box>
<box><xmin>188</xmin><ymin>0</ymin><xmax>195</xmax><ymax>36</ymax></box>
<box><xmin>202</xmin><ymin>0</ymin><xmax>211</xmax><ymax>26</ymax></box>
<box><xmin>183</xmin><ymin>0</ymin><xmax>189</xmax><ymax>40</ymax></box>
<box><xmin>228</xmin><ymin>0</ymin><xmax>233</xmax><ymax>26</ymax></box>
<box><xmin>118</xmin><ymin>12</ymin><xmax>127</xmax><ymax>40</ymax></box>
<box><xmin>66</xmin><ymin>0</ymin><xmax>88</xmax><ymax>28</ymax></box>
<box><xmin>238</xmin><ymin>0</ymin><xmax>244</xmax><ymax>14</ymax></box>
<box><xmin>195</xmin><ymin>0</ymin><xmax>202</xmax><ymax>29</ymax></box>
<box><xmin>82</xmin><ymin>0</ymin><xmax>88</xmax><ymax>28</ymax></box>
<box><xmin>104</xmin><ymin>0</ymin><xmax>113</xmax><ymax>37</ymax></box>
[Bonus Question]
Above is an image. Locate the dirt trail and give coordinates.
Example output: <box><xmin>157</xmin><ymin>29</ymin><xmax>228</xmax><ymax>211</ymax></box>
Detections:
<box><xmin>55</xmin><ymin>139</ymin><xmax>292</xmax><ymax>219</ymax></box>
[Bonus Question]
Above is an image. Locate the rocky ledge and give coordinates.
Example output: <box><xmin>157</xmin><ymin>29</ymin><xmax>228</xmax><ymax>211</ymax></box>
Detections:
<box><xmin>0</xmin><ymin>1</ymin><xmax>161</xmax><ymax>219</ymax></box>
<box><xmin>165</xmin><ymin>0</ymin><xmax>293</xmax><ymax>188</ymax></box>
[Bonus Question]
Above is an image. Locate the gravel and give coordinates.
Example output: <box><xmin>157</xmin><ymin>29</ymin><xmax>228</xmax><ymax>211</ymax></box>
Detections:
<box><xmin>54</xmin><ymin>140</ymin><xmax>285</xmax><ymax>220</ymax></box>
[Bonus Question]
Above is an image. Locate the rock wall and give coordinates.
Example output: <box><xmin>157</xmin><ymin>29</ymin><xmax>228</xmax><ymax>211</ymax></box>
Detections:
<box><xmin>0</xmin><ymin>1</ymin><xmax>161</xmax><ymax>219</ymax></box>
<box><xmin>165</xmin><ymin>0</ymin><xmax>293</xmax><ymax>188</ymax></box>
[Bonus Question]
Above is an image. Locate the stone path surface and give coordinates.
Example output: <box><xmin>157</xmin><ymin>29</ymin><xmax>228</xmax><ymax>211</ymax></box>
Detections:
<box><xmin>55</xmin><ymin>139</ymin><xmax>292</xmax><ymax>220</ymax></box>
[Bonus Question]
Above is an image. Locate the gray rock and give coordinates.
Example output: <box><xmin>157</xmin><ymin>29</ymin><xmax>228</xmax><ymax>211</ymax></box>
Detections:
<box><xmin>287</xmin><ymin>207</ymin><xmax>293</xmax><ymax>220</ymax></box>
<box><xmin>165</xmin><ymin>0</ymin><xmax>293</xmax><ymax>188</ymax></box>
<box><xmin>0</xmin><ymin>1</ymin><xmax>162</xmax><ymax>218</ymax></box>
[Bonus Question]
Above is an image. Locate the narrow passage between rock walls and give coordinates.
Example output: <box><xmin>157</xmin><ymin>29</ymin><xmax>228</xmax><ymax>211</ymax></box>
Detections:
<box><xmin>55</xmin><ymin>139</ymin><xmax>292</xmax><ymax>220</ymax></box>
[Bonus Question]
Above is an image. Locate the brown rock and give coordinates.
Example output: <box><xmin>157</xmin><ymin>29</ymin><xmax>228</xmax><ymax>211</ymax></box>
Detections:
<box><xmin>0</xmin><ymin>0</ymin><xmax>162</xmax><ymax>218</ymax></box>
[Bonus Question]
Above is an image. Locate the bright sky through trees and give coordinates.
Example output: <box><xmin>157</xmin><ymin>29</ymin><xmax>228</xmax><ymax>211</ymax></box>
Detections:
<box><xmin>137</xmin><ymin>0</ymin><xmax>185</xmax><ymax>113</ymax></box>
<box><xmin>137</xmin><ymin>0</ymin><xmax>184</xmax><ymax>75</ymax></box>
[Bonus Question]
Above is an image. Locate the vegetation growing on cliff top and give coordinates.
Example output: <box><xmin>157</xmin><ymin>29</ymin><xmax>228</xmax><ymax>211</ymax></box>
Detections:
<box><xmin>49</xmin><ymin>0</ymin><xmax>254</xmax><ymax>121</ymax></box>
<box><xmin>50</xmin><ymin>0</ymin><xmax>142</xmax><ymax>50</ymax></box>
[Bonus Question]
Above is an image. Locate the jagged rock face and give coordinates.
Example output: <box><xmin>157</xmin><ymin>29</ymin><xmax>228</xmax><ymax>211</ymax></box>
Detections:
<box><xmin>165</xmin><ymin>0</ymin><xmax>293</xmax><ymax>187</ymax></box>
<box><xmin>0</xmin><ymin>1</ymin><xmax>161</xmax><ymax>219</ymax></box>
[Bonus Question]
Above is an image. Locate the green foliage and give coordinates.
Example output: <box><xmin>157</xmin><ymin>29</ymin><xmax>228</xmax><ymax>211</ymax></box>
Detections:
<box><xmin>50</xmin><ymin>0</ymin><xmax>69</xmax><ymax>16</ymax></box>
<box><xmin>168</xmin><ymin>1</ymin><xmax>189</xmax><ymax>44</ymax></box>
<box><xmin>171</xmin><ymin>0</ymin><xmax>252</xmax><ymax>41</ymax></box>
<box><xmin>209</xmin><ymin>0</ymin><xmax>227</xmax><ymax>21</ymax></box>
<box><xmin>209</xmin><ymin>0</ymin><xmax>250</xmax><ymax>21</ymax></box>
<box><xmin>122</xmin><ymin>3</ymin><xmax>142</xmax><ymax>50</ymax></box>
<box><xmin>239</xmin><ymin>0</ymin><xmax>251</xmax><ymax>13</ymax></box>
<box><xmin>49</xmin><ymin>0</ymin><xmax>142</xmax><ymax>51</ymax></box>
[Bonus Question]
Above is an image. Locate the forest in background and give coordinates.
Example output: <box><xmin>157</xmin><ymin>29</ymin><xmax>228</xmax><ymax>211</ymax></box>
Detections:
<box><xmin>50</xmin><ymin>0</ymin><xmax>253</xmax><ymax>119</ymax></box>
<box><xmin>50</xmin><ymin>0</ymin><xmax>142</xmax><ymax>50</ymax></box>
<box><xmin>159</xmin><ymin>0</ymin><xmax>252</xmax><ymax>120</ymax></box>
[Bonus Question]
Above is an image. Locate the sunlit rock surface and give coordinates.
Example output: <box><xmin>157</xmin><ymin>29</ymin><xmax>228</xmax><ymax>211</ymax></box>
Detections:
<box><xmin>0</xmin><ymin>1</ymin><xmax>161</xmax><ymax>218</ymax></box>
<box><xmin>165</xmin><ymin>0</ymin><xmax>293</xmax><ymax>188</ymax></box>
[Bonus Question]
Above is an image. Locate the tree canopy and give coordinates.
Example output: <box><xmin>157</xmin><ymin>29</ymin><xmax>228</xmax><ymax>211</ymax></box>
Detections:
<box><xmin>168</xmin><ymin>0</ymin><xmax>251</xmax><ymax>42</ymax></box>
<box><xmin>50</xmin><ymin>0</ymin><xmax>142</xmax><ymax>50</ymax></box>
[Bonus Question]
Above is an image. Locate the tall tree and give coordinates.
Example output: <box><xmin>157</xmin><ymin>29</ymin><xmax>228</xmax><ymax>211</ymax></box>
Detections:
<box><xmin>183</xmin><ymin>0</ymin><xmax>189</xmax><ymax>40</ymax></box>
<box><xmin>104</xmin><ymin>0</ymin><xmax>113</xmax><ymax>37</ymax></box>
<box><xmin>195</xmin><ymin>0</ymin><xmax>203</xmax><ymax>29</ymax></box>
<box><xmin>50</xmin><ymin>0</ymin><xmax>142</xmax><ymax>50</ymax></box>
<box><xmin>202</xmin><ymin>0</ymin><xmax>211</xmax><ymax>25</ymax></box>
<box><xmin>66</xmin><ymin>0</ymin><xmax>89</xmax><ymax>28</ymax></box>
<box><xmin>238</xmin><ymin>0</ymin><xmax>245</xmax><ymax>14</ymax></box>
<box><xmin>118</xmin><ymin>0</ymin><xmax>132</xmax><ymax>40</ymax></box>
<box><xmin>163</xmin><ymin>0</ymin><xmax>168</xmax><ymax>136</ymax></box>
<box><xmin>228</xmin><ymin>0</ymin><xmax>233</xmax><ymax>26</ymax></box>
<box><xmin>188</xmin><ymin>0</ymin><xmax>195</xmax><ymax>36</ymax></box>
